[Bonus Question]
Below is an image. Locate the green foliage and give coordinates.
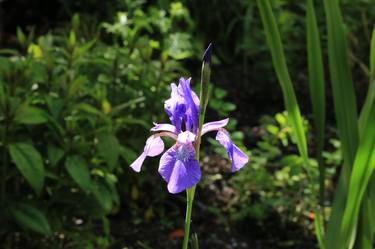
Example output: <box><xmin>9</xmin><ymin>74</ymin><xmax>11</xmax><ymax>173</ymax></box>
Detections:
<box><xmin>257</xmin><ymin>0</ymin><xmax>375</xmax><ymax>248</ymax></box>
<box><xmin>227</xmin><ymin>113</ymin><xmax>338</xmax><ymax>226</ymax></box>
<box><xmin>0</xmin><ymin>1</ymin><xmax>200</xmax><ymax>247</ymax></box>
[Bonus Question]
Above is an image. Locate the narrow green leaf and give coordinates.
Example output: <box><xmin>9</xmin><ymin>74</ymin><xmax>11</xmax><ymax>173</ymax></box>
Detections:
<box><xmin>306</xmin><ymin>0</ymin><xmax>326</xmax><ymax>210</ymax></box>
<box><xmin>65</xmin><ymin>155</ymin><xmax>92</xmax><ymax>192</ymax></box>
<box><xmin>97</xmin><ymin>132</ymin><xmax>119</xmax><ymax>169</ymax></box>
<box><xmin>11</xmin><ymin>203</ymin><xmax>51</xmax><ymax>235</ymax></box>
<box><xmin>359</xmin><ymin>27</ymin><xmax>375</xmax><ymax>133</ymax></box>
<box><xmin>340</xmin><ymin>97</ymin><xmax>375</xmax><ymax>248</ymax></box>
<box><xmin>323</xmin><ymin>0</ymin><xmax>360</xmax><ymax>247</ymax></box>
<box><xmin>16</xmin><ymin>27</ymin><xmax>26</xmax><ymax>47</ymax></box>
<box><xmin>256</xmin><ymin>0</ymin><xmax>308</xmax><ymax>163</ymax></box>
<box><xmin>14</xmin><ymin>106</ymin><xmax>49</xmax><ymax>125</ymax></box>
<box><xmin>9</xmin><ymin>143</ymin><xmax>45</xmax><ymax>195</ymax></box>
<box><xmin>314</xmin><ymin>209</ymin><xmax>325</xmax><ymax>249</ymax></box>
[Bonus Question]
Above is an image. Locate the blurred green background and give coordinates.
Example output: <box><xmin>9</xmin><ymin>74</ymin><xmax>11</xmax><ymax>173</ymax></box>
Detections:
<box><xmin>0</xmin><ymin>0</ymin><xmax>374</xmax><ymax>248</ymax></box>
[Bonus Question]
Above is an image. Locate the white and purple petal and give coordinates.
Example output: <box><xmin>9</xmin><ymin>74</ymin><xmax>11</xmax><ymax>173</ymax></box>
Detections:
<box><xmin>202</xmin><ymin>118</ymin><xmax>229</xmax><ymax>135</ymax></box>
<box><xmin>216</xmin><ymin>130</ymin><xmax>249</xmax><ymax>172</ymax></box>
<box><xmin>151</xmin><ymin>123</ymin><xmax>177</xmax><ymax>133</ymax></box>
<box><xmin>130</xmin><ymin>135</ymin><xmax>165</xmax><ymax>172</ymax></box>
<box><xmin>177</xmin><ymin>131</ymin><xmax>196</xmax><ymax>144</ymax></box>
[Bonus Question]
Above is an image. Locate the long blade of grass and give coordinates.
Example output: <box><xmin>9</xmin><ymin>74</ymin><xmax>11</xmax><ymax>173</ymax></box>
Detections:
<box><xmin>359</xmin><ymin>27</ymin><xmax>375</xmax><ymax>133</ymax></box>
<box><xmin>256</xmin><ymin>0</ymin><xmax>308</xmax><ymax>163</ymax></box>
<box><xmin>323</xmin><ymin>0</ymin><xmax>359</xmax><ymax>248</ymax></box>
<box><xmin>340</xmin><ymin>98</ymin><xmax>375</xmax><ymax>249</ymax></box>
<box><xmin>314</xmin><ymin>209</ymin><xmax>325</xmax><ymax>249</ymax></box>
<box><xmin>306</xmin><ymin>0</ymin><xmax>326</xmax><ymax>214</ymax></box>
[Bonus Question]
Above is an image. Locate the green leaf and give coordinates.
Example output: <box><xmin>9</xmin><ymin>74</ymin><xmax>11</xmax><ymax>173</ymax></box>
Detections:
<box><xmin>9</xmin><ymin>143</ymin><xmax>45</xmax><ymax>195</ymax></box>
<box><xmin>14</xmin><ymin>106</ymin><xmax>49</xmax><ymax>125</ymax></box>
<box><xmin>16</xmin><ymin>27</ymin><xmax>26</xmax><ymax>47</ymax></box>
<box><xmin>47</xmin><ymin>144</ymin><xmax>65</xmax><ymax>167</ymax></box>
<box><xmin>256</xmin><ymin>0</ymin><xmax>308</xmax><ymax>163</ymax></box>
<box><xmin>11</xmin><ymin>203</ymin><xmax>51</xmax><ymax>235</ymax></box>
<box><xmin>92</xmin><ymin>182</ymin><xmax>112</xmax><ymax>213</ymax></box>
<box><xmin>340</xmin><ymin>95</ymin><xmax>375</xmax><ymax>249</ymax></box>
<box><xmin>323</xmin><ymin>0</ymin><xmax>360</xmax><ymax>247</ymax></box>
<box><xmin>97</xmin><ymin>132</ymin><xmax>119</xmax><ymax>169</ymax></box>
<box><xmin>306</xmin><ymin>0</ymin><xmax>326</xmax><ymax>214</ymax></box>
<box><xmin>65</xmin><ymin>155</ymin><xmax>92</xmax><ymax>192</ymax></box>
<box><xmin>68</xmin><ymin>75</ymin><xmax>87</xmax><ymax>97</ymax></box>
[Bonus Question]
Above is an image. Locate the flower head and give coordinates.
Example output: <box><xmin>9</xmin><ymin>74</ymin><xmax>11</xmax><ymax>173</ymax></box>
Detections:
<box><xmin>130</xmin><ymin>77</ymin><xmax>249</xmax><ymax>194</ymax></box>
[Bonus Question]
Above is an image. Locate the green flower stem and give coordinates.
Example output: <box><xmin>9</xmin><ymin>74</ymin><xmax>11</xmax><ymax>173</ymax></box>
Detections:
<box><xmin>182</xmin><ymin>45</ymin><xmax>212</xmax><ymax>249</ymax></box>
<box><xmin>182</xmin><ymin>186</ymin><xmax>196</xmax><ymax>249</ymax></box>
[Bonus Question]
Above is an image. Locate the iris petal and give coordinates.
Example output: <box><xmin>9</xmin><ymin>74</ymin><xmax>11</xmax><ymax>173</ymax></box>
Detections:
<box><xmin>215</xmin><ymin>130</ymin><xmax>249</xmax><ymax>172</ymax></box>
<box><xmin>151</xmin><ymin>123</ymin><xmax>177</xmax><ymax>133</ymax></box>
<box><xmin>158</xmin><ymin>145</ymin><xmax>201</xmax><ymax>194</ymax></box>
<box><xmin>130</xmin><ymin>135</ymin><xmax>165</xmax><ymax>172</ymax></box>
<box><xmin>202</xmin><ymin>118</ymin><xmax>229</xmax><ymax>135</ymax></box>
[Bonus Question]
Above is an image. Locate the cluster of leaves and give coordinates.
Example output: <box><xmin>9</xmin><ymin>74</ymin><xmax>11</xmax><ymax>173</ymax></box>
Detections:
<box><xmin>228</xmin><ymin>112</ymin><xmax>341</xmax><ymax>228</ymax></box>
<box><xmin>0</xmin><ymin>1</ymin><xmax>200</xmax><ymax>248</ymax></box>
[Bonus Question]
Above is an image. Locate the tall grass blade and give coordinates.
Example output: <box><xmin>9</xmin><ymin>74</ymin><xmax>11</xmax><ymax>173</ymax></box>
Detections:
<box><xmin>340</xmin><ymin>98</ymin><xmax>375</xmax><ymax>249</ymax></box>
<box><xmin>256</xmin><ymin>0</ymin><xmax>308</xmax><ymax>163</ymax></box>
<box><xmin>306</xmin><ymin>0</ymin><xmax>326</xmax><ymax>213</ymax></box>
<box><xmin>323</xmin><ymin>0</ymin><xmax>360</xmax><ymax>248</ymax></box>
<box><xmin>359</xmin><ymin>27</ymin><xmax>375</xmax><ymax>133</ymax></box>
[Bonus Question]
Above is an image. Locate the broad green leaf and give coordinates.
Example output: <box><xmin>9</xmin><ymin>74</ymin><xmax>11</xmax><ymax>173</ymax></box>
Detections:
<box><xmin>92</xmin><ymin>182</ymin><xmax>112</xmax><ymax>213</ymax></box>
<box><xmin>11</xmin><ymin>203</ymin><xmax>51</xmax><ymax>235</ymax></box>
<box><xmin>9</xmin><ymin>143</ymin><xmax>45</xmax><ymax>195</ymax></box>
<box><xmin>256</xmin><ymin>0</ymin><xmax>308</xmax><ymax>163</ymax></box>
<box><xmin>47</xmin><ymin>144</ymin><xmax>65</xmax><ymax>167</ymax></box>
<box><xmin>306</xmin><ymin>0</ymin><xmax>326</xmax><ymax>209</ymax></box>
<box><xmin>65</xmin><ymin>155</ymin><xmax>92</xmax><ymax>192</ymax></box>
<box><xmin>97</xmin><ymin>132</ymin><xmax>119</xmax><ymax>169</ymax></box>
<box><xmin>14</xmin><ymin>105</ymin><xmax>48</xmax><ymax>125</ymax></box>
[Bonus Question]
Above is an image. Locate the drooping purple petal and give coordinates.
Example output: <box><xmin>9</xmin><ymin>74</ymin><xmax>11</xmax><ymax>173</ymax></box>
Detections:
<box><xmin>130</xmin><ymin>135</ymin><xmax>165</xmax><ymax>172</ymax></box>
<box><xmin>151</xmin><ymin>123</ymin><xmax>177</xmax><ymax>133</ymax></box>
<box><xmin>167</xmin><ymin>160</ymin><xmax>200</xmax><ymax>194</ymax></box>
<box><xmin>158</xmin><ymin>144</ymin><xmax>201</xmax><ymax>194</ymax></box>
<box><xmin>202</xmin><ymin>118</ymin><xmax>229</xmax><ymax>135</ymax></box>
<box><xmin>216</xmin><ymin>130</ymin><xmax>249</xmax><ymax>172</ymax></box>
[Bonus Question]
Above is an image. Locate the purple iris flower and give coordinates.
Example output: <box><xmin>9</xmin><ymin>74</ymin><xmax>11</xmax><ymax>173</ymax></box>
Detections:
<box><xmin>130</xmin><ymin>77</ymin><xmax>249</xmax><ymax>194</ymax></box>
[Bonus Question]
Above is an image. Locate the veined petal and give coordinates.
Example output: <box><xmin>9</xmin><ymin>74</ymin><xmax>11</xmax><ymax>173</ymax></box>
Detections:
<box><xmin>130</xmin><ymin>135</ymin><xmax>165</xmax><ymax>172</ymax></box>
<box><xmin>159</xmin><ymin>144</ymin><xmax>201</xmax><ymax>194</ymax></box>
<box><xmin>178</xmin><ymin>77</ymin><xmax>200</xmax><ymax>132</ymax></box>
<box><xmin>202</xmin><ymin>118</ymin><xmax>229</xmax><ymax>135</ymax></box>
<box><xmin>167</xmin><ymin>159</ymin><xmax>200</xmax><ymax>194</ymax></box>
<box><xmin>216</xmin><ymin>130</ymin><xmax>249</xmax><ymax>172</ymax></box>
<box><xmin>151</xmin><ymin>123</ymin><xmax>177</xmax><ymax>133</ymax></box>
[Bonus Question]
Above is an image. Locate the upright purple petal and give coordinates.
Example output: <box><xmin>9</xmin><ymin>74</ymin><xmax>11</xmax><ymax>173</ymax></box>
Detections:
<box><xmin>216</xmin><ymin>130</ymin><xmax>249</xmax><ymax>172</ymax></box>
<box><xmin>202</xmin><ymin>118</ymin><xmax>229</xmax><ymax>135</ymax></box>
<box><xmin>130</xmin><ymin>135</ymin><xmax>165</xmax><ymax>172</ymax></box>
<box><xmin>164</xmin><ymin>83</ymin><xmax>186</xmax><ymax>132</ymax></box>
<box><xmin>158</xmin><ymin>144</ymin><xmax>201</xmax><ymax>194</ymax></box>
<box><xmin>177</xmin><ymin>78</ymin><xmax>200</xmax><ymax>132</ymax></box>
